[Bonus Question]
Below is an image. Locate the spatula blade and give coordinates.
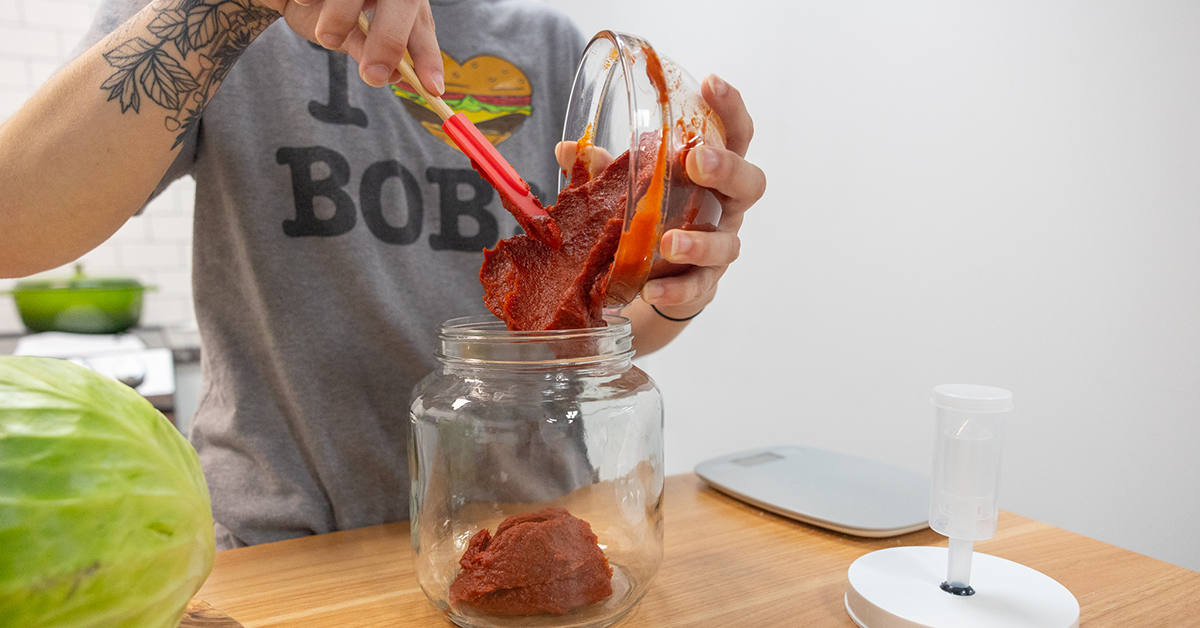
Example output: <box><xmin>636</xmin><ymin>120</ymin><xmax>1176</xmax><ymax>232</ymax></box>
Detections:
<box><xmin>442</xmin><ymin>113</ymin><xmax>562</xmax><ymax>249</ymax></box>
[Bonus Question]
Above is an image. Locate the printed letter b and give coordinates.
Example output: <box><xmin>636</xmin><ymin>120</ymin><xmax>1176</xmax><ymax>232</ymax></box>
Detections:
<box><xmin>277</xmin><ymin>146</ymin><xmax>357</xmax><ymax>237</ymax></box>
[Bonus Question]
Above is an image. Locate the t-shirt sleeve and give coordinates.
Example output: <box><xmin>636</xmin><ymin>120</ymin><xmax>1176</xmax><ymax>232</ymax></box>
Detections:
<box><xmin>542</xmin><ymin>11</ymin><xmax>589</xmax><ymax>134</ymax></box>
<box><xmin>552</xmin><ymin>12</ymin><xmax>589</xmax><ymax>80</ymax></box>
<box><xmin>69</xmin><ymin>0</ymin><xmax>198</xmax><ymax>209</ymax></box>
<box><xmin>568</xmin><ymin>19</ymin><xmax>588</xmax><ymax>60</ymax></box>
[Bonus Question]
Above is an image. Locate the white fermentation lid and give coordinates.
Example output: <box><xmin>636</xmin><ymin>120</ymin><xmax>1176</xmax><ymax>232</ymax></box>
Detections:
<box><xmin>845</xmin><ymin>547</ymin><xmax>1080</xmax><ymax>628</ymax></box>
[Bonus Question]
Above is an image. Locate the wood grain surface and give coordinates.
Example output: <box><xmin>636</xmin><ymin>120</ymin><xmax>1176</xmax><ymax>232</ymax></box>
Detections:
<box><xmin>179</xmin><ymin>598</ymin><xmax>243</xmax><ymax>627</ymax></box>
<box><xmin>195</xmin><ymin>473</ymin><xmax>1200</xmax><ymax>627</ymax></box>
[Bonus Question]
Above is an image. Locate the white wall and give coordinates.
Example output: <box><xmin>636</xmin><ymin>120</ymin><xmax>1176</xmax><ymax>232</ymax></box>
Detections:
<box><xmin>542</xmin><ymin>0</ymin><xmax>1200</xmax><ymax>572</ymax></box>
<box><xmin>0</xmin><ymin>0</ymin><xmax>197</xmax><ymax>333</ymax></box>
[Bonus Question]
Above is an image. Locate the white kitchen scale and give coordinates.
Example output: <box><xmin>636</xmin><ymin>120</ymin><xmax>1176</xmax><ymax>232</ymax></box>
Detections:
<box><xmin>694</xmin><ymin>445</ymin><xmax>930</xmax><ymax>537</ymax></box>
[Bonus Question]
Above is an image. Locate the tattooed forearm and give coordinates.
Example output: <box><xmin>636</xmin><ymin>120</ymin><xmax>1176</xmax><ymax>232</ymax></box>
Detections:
<box><xmin>101</xmin><ymin>0</ymin><xmax>277</xmax><ymax>147</ymax></box>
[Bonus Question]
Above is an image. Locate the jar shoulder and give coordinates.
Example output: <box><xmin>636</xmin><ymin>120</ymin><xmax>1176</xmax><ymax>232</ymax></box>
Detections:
<box><xmin>411</xmin><ymin>365</ymin><xmax>659</xmax><ymax>412</ymax></box>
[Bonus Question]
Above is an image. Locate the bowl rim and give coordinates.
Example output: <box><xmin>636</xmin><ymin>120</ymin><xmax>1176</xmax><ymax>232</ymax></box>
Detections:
<box><xmin>12</xmin><ymin>278</ymin><xmax>146</xmax><ymax>292</ymax></box>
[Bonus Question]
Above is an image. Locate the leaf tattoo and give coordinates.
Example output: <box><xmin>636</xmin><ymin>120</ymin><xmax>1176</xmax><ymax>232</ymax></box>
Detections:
<box><xmin>140</xmin><ymin>48</ymin><xmax>200</xmax><ymax>110</ymax></box>
<box><xmin>100</xmin><ymin>66</ymin><xmax>140</xmax><ymax>113</ymax></box>
<box><xmin>185</xmin><ymin>3</ymin><xmax>223</xmax><ymax>52</ymax></box>
<box><xmin>146</xmin><ymin>10</ymin><xmax>187</xmax><ymax>40</ymax></box>
<box><xmin>100</xmin><ymin>0</ymin><xmax>277</xmax><ymax>147</ymax></box>
<box><xmin>104</xmin><ymin>38</ymin><xmax>156</xmax><ymax>69</ymax></box>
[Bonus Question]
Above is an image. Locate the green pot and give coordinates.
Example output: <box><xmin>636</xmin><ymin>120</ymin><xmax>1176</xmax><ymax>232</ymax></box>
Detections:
<box><xmin>7</xmin><ymin>265</ymin><xmax>154</xmax><ymax>334</ymax></box>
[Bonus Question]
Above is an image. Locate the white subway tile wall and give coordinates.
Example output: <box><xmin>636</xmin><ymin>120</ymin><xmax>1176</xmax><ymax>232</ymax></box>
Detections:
<box><xmin>0</xmin><ymin>0</ymin><xmax>198</xmax><ymax>333</ymax></box>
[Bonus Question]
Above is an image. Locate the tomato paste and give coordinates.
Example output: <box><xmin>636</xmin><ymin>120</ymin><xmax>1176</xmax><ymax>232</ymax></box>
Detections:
<box><xmin>480</xmin><ymin>136</ymin><xmax>658</xmax><ymax>330</ymax></box>
<box><xmin>480</xmin><ymin>44</ymin><xmax>677</xmax><ymax>331</ymax></box>
<box><xmin>448</xmin><ymin>508</ymin><xmax>613</xmax><ymax>616</ymax></box>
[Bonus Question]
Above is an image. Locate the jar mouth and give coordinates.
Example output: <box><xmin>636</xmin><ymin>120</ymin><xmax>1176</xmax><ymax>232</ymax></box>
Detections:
<box><xmin>436</xmin><ymin>315</ymin><xmax>634</xmax><ymax>367</ymax></box>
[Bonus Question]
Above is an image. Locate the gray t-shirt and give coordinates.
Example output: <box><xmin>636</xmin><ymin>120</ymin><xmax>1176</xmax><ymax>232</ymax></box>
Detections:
<box><xmin>79</xmin><ymin>0</ymin><xmax>587</xmax><ymax>549</ymax></box>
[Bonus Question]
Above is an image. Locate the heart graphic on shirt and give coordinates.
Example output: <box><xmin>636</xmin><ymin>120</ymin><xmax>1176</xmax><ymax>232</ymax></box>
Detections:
<box><xmin>391</xmin><ymin>51</ymin><xmax>533</xmax><ymax>150</ymax></box>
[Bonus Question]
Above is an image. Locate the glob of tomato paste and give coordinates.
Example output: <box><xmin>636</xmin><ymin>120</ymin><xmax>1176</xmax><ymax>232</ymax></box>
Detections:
<box><xmin>480</xmin><ymin>138</ymin><xmax>658</xmax><ymax>331</ymax></box>
<box><xmin>448</xmin><ymin>508</ymin><xmax>613</xmax><ymax>616</ymax></box>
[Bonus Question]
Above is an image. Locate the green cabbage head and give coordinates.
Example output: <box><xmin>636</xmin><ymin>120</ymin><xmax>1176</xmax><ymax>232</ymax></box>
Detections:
<box><xmin>0</xmin><ymin>356</ymin><xmax>214</xmax><ymax>628</ymax></box>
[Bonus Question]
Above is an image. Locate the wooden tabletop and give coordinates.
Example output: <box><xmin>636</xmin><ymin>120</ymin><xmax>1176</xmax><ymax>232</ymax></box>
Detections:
<box><xmin>195</xmin><ymin>473</ymin><xmax>1200</xmax><ymax>627</ymax></box>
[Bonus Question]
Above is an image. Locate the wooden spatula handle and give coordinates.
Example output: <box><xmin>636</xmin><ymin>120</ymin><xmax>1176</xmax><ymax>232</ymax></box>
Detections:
<box><xmin>356</xmin><ymin>13</ymin><xmax>453</xmax><ymax>121</ymax></box>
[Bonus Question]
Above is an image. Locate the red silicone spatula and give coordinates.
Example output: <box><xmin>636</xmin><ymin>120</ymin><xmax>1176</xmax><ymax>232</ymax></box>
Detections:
<box><xmin>357</xmin><ymin>14</ymin><xmax>562</xmax><ymax>249</ymax></box>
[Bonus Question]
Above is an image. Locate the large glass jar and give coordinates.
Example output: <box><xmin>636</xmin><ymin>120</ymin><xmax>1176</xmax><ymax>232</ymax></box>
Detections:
<box><xmin>408</xmin><ymin>315</ymin><xmax>664</xmax><ymax>628</ymax></box>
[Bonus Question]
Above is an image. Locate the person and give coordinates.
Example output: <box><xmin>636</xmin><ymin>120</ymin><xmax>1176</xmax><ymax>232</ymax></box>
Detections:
<box><xmin>0</xmin><ymin>0</ymin><xmax>766</xmax><ymax>550</ymax></box>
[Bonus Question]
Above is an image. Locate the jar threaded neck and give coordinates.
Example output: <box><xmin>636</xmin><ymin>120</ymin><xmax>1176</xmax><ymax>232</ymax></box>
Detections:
<box><xmin>435</xmin><ymin>315</ymin><xmax>634</xmax><ymax>370</ymax></box>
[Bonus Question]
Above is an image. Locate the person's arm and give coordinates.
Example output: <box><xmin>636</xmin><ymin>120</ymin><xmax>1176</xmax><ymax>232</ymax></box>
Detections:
<box><xmin>0</xmin><ymin>0</ymin><xmax>442</xmax><ymax>279</ymax></box>
<box><xmin>625</xmin><ymin>74</ymin><xmax>766</xmax><ymax>356</ymax></box>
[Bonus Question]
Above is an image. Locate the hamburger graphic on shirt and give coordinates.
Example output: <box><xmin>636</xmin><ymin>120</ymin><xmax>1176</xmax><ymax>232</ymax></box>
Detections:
<box><xmin>391</xmin><ymin>51</ymin><xmax>532</xmax><ymax>149</ymax></box>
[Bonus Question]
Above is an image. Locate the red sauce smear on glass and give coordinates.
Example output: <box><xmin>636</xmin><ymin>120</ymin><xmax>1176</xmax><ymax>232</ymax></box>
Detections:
<box><xmin>604</xmin><ymin>46</ymin><xmax>671</xmax><ymax>305</ymax></box>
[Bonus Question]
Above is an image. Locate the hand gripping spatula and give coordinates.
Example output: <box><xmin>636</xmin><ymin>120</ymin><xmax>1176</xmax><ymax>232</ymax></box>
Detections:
<box><xmin>357</xmin><ymin>14</ymin><xmax>562</xmax><ymax>249</ymax></box>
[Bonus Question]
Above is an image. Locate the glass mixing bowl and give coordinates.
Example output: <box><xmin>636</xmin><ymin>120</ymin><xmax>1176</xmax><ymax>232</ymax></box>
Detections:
<box><xmin>559</xmin><ymin>31</ymin><xmax>726</xmax><ymax>307</ymax></box>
